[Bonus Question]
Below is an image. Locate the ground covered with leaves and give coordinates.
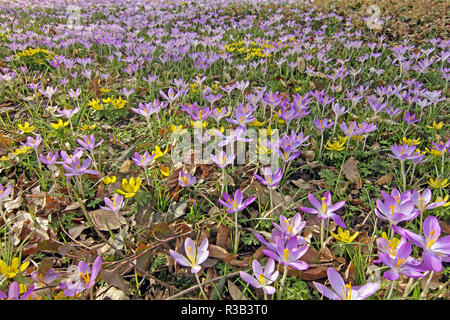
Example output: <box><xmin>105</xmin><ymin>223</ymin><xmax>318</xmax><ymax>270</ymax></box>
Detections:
<box><xmin>0</xmin><ymin>0</ymin><xmax>449</xmax><ymax>300</ymax></box>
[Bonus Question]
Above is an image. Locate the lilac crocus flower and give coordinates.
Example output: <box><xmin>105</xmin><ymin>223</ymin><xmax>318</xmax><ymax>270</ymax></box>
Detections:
<box><xmin>393</xmin><ymin>216</ymin><xmax>450</xmax><ymax>272</ymax></box>
<box><xmin>210</xmin><ymin>151</ymin><xmax>235</xmax><ymax>169</ymax></box>
<box><xmin>56</xmin><ymin>107</ymin><xmax>80</xmax><ymax>120</ymax></box>
<box><xmin>374</xmin><ymin>194</ymin><xmax>419</xmax><ymax>225</ymax></box>
<box><xmin>313</xmin><ymin>268</ymin><xmax>379</xmax><ymax>300</ymax></box>
<box><xmin>39</xmin><ymin>151</ymin><xmax>59</xmax><ymax>166</ymax></box>
<box><xmin>59</xmin><ymin>256</ymin><xmax>102</xmax><ymax>297</ymax></box>
<box><xmin>377</xmin><ymin>240</ymin><xmax>425</xmax><ymax>281</ymax></box>
<box><xmin>169</xmin><ymin>237</ymin><xmax>209</xmax><ymax>273</ymax></box>
<box><xmin>219</xmin><ymin>189</ymin><xmax>256</xmax><ymax>213</ymax></box>
<box><xmin>253</xmin><ymin>167</ymin><xmax>283</xmax><ymax>187</ymax></box>
<box><xmin>388</xmin><ymin>144</ymin><xmax>419</xmax><ymax>161</ymax></box>
<box><xmin>23</xmin><ymin>134</ymin><xmax>41</xmax><ymax>150</ymax></box>
<box><xmin>263</xmin><ymin>236</ymin><xmax>309</xmax><ymax>270</ymax></box>
<box><xmin>132</xmin><ymin>151</ymin><xmax>155</xmax><ymax>168</ymax></box>
<box><xmin>0</xmin><ymin>184</ymin><xmax>13</xmax><ymax>201</ymax></box>
<box><xmin>159</xmin><ymin>87</ymin><xmax>182</xmax><ymax>104</ymax></box>
<box><xmin>77</xmin><ymin>134</ymin><xmax>103</xmax><ymax>152</ymax></box>
<box><xmin>240</xmin><ymin>258</ymin><xmax>279</xmax><ymax>295</ymax></box>
<box><xmin>412</xmin><ymin>188</ymin><xmax>446</xmax><ymax>212</ymax></box>
<box><xmin>0</xmin><ymin>282</ymin><xmax>34</xmax><ymax>300</ymax></box>
<box><xmin>314</xmin><ymin>118</ymin><xmax>334</xmax><ymax>133</ymax></box>
<box><xmin>130</xmin><ymin>102</ymin><xmax>160</xmax><ymax>123</ymax></box>
<box><xmin>100</xmin><ymin>194</ymin><xmax>125</xmax><ymax>218</ymax></box>
<box><xmin>62</xmin><ymin>157</ymin><xmax>99</xmax><ymax>177</ymax></box>
<box><xmin>403</xmin><ymin>111</ymin><xmax>420</xmax><ymax>124</ymax></box>
<box><xmin>272</xmin><ymin>213</ymin><xmax>307</xmax><ymax>245</ymax></box>
<box><xmin>31</xmin><ymin>268</ymin><xmax>58</xmax><ymax>287</ymax></box>
<box><xmin>178</xmin><ymin>171</ymin><xmax>197</xmax><ymax>187</ymax></box>
<box><xmin>300</xmin><ymin>191</ymin><xmax>347</xmax><ymax>228</ymax></box>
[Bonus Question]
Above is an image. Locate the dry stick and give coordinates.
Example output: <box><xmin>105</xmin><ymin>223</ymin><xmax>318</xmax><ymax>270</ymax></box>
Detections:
<box><xmin>166</xmin><ymin>271</ymin><xmax>241</xmax><ymax>300</ymax></box>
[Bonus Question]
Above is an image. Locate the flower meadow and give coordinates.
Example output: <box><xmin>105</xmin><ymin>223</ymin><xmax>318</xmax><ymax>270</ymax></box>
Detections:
<box><xmin>0</xmin><ymin>0</ymin><xmax>448</xmax><ymax>302</ymax></box>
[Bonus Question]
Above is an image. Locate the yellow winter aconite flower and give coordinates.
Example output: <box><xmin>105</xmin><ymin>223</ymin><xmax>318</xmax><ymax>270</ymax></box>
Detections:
<box><xmin>102</xmin><ymin>176</ymin><xmax>117</xmax><ymax>185</ymax></box>
<box><xmin>426</xmin><ymin>121</ymin><xmax>444</xmax><ymax>130</ymax></box>
<box><xmin>170</xmin><ymin>124</ymin><xmax>187</xmax><ymax>135</ymax></box>
<box><xmin>256</xmin><ymin>138</ymin><xmax>271</xmax><ymax>156</ymax></box>
<box><xmin>111</xmin><ymin>97</ymin><xmax>127</xmax><ymax>109</ymax></box>
<box><xmin>102</xmin><ymin>97</ymin><xmax>114</xmax><ymax>104</ymax></box>
<box><xmin>88</xmin><ymin>98</ymin><xmax>104</xmax><ymax>111</ymax></box>
<box><xmin>0</xmin><ymin>155</ymin><xmax>10</xmax><ymax>162</ymax></box>
<box><xmin>248</xmin><ymin>118</ymin><xmax>265</xmax><ymax>128</ymax></box>
<box><xmin>330</xmin><ymin>227</ymin><xmax>359</xmax><ymax>243</ymax></box>
<box><xmin>17</xmin><ymin>122</ymin><xmax>35</xmax><ymax>133</ymax></box>
<box><xmin>160</xmin><ymin>164</ymin><xmax>171</xmax><ymax>178</ymax></box>
<box><xmin>116</xmin><ymin>177</ymin><xmax>141</xmax><ymax>198</ymax></box>
<box><xmin>99</xmin><ymin>88</ymin><xmax>111</xmax><ymax>93</ymax></box>
<box><xmin>425</xmin><ymin>147</ymin><xmax>444</xmax><ymax>157</ymax></box>
<box><xmin>436</xmin><ymin>195</ymin><xmax>450</xmax><ymax>207</ymax></box>
<box><xmin>12</xmin><ymin>146</ymin><xmax>32</xmax><ymax>156</ymax></box>
<box><xmin>402</xmin><ymin>136</ymin><xmax>420</xmax><ymax>146</ymax></box>
<box><xmin>190</xmin><ymin>82</ymin><xmax>201</xmax><ymax>93</ymax></box>
<box><xmin>0</xmin><ymin>258</ymin><xmax>30</xmax><ymax>279</ymax></box>
<box><xmin>152</xmin><ymin>145</ymin><xmax>169</xmax><ymax>159</ymax></box>
<box><xmin>260</xmin><ymin>126</ymin><xmax>277</xmax><ymax>137</ymax></box>
<box><xmin>80</xmin><ymin>123</ymin><xmax>96</xmax><ymax>131</ymax></box>
<box><xmin>50</xmin><ymin>119</ymin><xmax>69</xmax><ymax>130</ymax></box>
<box><xmin>324</xmin><ymin>137</ymin><xmax>347</xmax><ymax>151</ymax></box>
<box><xmin>191</xmin><ymin>120</ymin><xmax>208</xmax><ymax>129</ymax></box>
<box><xmin>428</xmin><ymin>177</ymin><xmax>449</xmax><ymax>189</ymax></box>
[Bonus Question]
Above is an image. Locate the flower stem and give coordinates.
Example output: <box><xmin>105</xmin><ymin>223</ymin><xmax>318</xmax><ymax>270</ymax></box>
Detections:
<box><xmin>320</xmin><ymin>219</ymin><xmax>325</xmax><ymax>250</ymax></box>
<box><xmin>386</xmin><ymin>279</ymin><xmax>396</xmax><ymax>299</ymax></box>
<box><xmin>195</xmin><ymin>272</ymin><xmax>208</xmax><ymax>300</ymax></box>
<box><xmin>421</xmin><ymin>271</ymin><xmax>434</xmax><ymax>298</ymax></box>
<box><xmin>400</xmin><ymin>160</ymin><xmax>406</xmax><ymax>192</ymax></box>
<box><xmin>234</xmin><ymin>211</ymin><xmax>239</xmax><ymax>255</ymax></box>
<box><xmin>278</xmin><ymin>264</ymin><xmax>288</xmax><ymax>300</ymax></box>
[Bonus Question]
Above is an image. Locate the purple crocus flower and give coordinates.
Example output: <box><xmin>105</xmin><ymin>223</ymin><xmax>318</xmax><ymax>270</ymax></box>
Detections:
<box><xmin>253</xmin><ymin>167</ymin><xmax>283</xmax><ymax>187</ymax></box>
<box><xmin>159</xmin><ymin>87</ymin><xmax>182</xmax><ymax>104</ymax></box>
<box><xmin>377</xmin><ymin>240</ymin><xmax>426</xmax><ymax>281</ymax></box>
<box><xmin>62</xmin><ymin>157</ymin><xmax>99</xmax><ymax>177</ymax></box>
<box><xmin>240</xmin><ymin>258</ymin><xmax>279</xmax><ymax>295</ymax></box>
<box><xmin>100</xmin><ymin>194</ymin><xmax>125</xmax><ymax>218</ymax></box>
<box><xmin>77</xmin><ymin>134</ymin><xmax>103</xmax><ymax>152</ymax></box>
<box><xmin>393</xmin><ymin>216</ymin><xmax>450</xmax><ymax>272</ymax></box>
<box><xmin>132</xmin><ymin>151</ymin><xmax>155</xmax><ymax>168</ymax></box>
<box><xmin>0</xmin><ymin>184</ymin><xmax>13</xmax><ymax>201</ymax></box>
<box><xmin>0</xmin><ymin>282</ymin><xmax>35</xmax><ymax>300</ymax></box>
<box><xmin>131</xmin><ymin>102</ymin><xmax>160</xmax><ymax>123</ymax></box>
<box><xmin>412</xmin><ymin>188</ymin><xmax>446</xmax><ymax>212</ymax></box>
<box><xmin>314</xmin><ymin>118</ymin><xmax>334</xmax><ymax>133</ymax></box>
<box><xmin>300</xmin><ymin>191</ymin><xmax>347</xmax><ymax>228</ymax></box>
<box><xmin>31</xmin><ymin>268</ymin><xmax>58</xmax><ymax>287</ymax></box>
<box><xmin>403</xmin><ymin>111</ymin><xmax>420</xmax><ymax>124</ymax></box>
<box><xmin>56</xmin><ymin>107</ymin><xmax>80</xmax><ymax>120</ymax></box>
<box><xmin>374</xmin><ymin>194</ymin><xmax>419</xmax><ymax>225</ymax></box>
<box><xmin>178</xmin><ymin>171</ymin><xmax>197</xmax><ymax>187</ymax></box>
<box><xmin>219</xmin><ymin>189</ymin><xmax>256</xmax><ymax>213</ymax></box>
<box><xmin>272</xmin><ymin>213</ymin><xmax>307</xmax><ymax>246</ymax></box>
<box><xmin>169</xmin><ymin>237</ymin><xmax>209</xmax><ymax>273</ymax></box>
<box><xmin>210</xmin><ymin>151</ymin><xmax>235</xmax><ymax>169</ymax></box>
<box><xmin>59</xmin><ymin>256</ymin><xmax>102</xmax><ymax>297</ymax></box>
<box><xmin>39</xmin><ymin>151</ymin><xmax>59</xmax><ymax>166</ymax></box>
<box><xmin>23</xmin><ymin>134</ymin><xmax>42</xmax><ymax>150</ymax></box>
<box><xmin>313</xmin><ymin>268</ymin><xmax>379</xmax><ymax>300</ymax></box>
<box><xmin>388</xmin><ymin>144</ymin><xmax>419</xmax><ymax>161</ymax></box>
<box><xmin>263</xmin><ymin>236</ymin><xmax>309</xmax><ymax>270</ymax></box>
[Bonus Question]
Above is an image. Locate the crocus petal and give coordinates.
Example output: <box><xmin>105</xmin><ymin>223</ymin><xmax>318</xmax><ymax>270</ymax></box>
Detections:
<box><xmin>313</xmin><ymin>281</ymin><xmax>341</xmax><ymax>300</ymax></box>
<box><xmin>327</xmin><ymin>268</ymin><xmax>347</xmax><ymax>300</ymax></box>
